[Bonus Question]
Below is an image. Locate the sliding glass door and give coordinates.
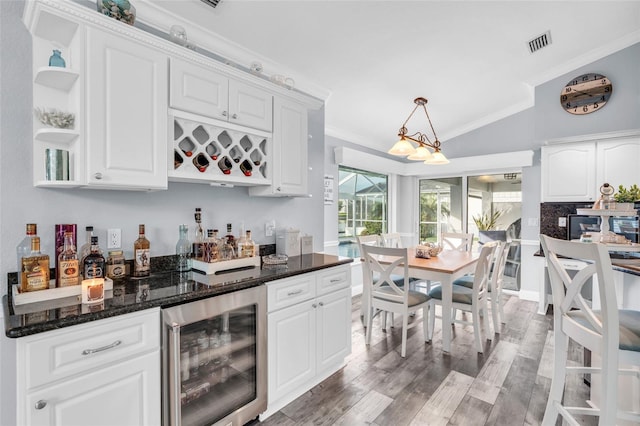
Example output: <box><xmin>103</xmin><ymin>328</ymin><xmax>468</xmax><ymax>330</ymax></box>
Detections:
<box><xmin>418</xmin><ymin>178</ymin><xmax>463</xmax><ymax>243</ymax></box>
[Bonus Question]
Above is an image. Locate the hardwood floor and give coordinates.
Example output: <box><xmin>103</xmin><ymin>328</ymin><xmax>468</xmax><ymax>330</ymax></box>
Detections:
<box><xmin>256</xmin><ymin>294</ymin><xmax>596</xmax><ymax>426</ymax></box>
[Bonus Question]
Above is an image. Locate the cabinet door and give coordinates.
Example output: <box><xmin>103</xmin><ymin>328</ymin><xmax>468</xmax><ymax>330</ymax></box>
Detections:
<box><xmin>86</xmin><ymin>28</ymin><xmax>167</xmax><ymax>190</ymax></box>
<box><xmin>267</xmin><ymin>300</ymin><xmax>316</xmax><ymax>402</ymax></box>
<box><xmin>596</xmin><ymin>137</ymin><xmax>640</xmax><ymax>190</ymax></box>
<box><xmin>316</xmin><ymin>288</ymin><xmax>351</xmax><ymax>373</ymax></box>
<box><xmin>24</xmin><ymin>351</ymin><xmax>160</xmax><ymax>426</ymax></box>
<box><xmin>541</xmin><ymin>143</ymin><xmax>596</xmax><ymax>201</ymax></box>
<box><xmin>169</xmin><ymin>58</ymin><xmax>229</xmax><ymax>121</ymax></box>
<box><xmin>250</xmin><ymin>97</ymin><xmax>308</xmax><ymax>196</ymax></box>
<box><xmin>229</xmin><ymin>80</ymin><xmax>273</xmax><ymax>132</ymax></box>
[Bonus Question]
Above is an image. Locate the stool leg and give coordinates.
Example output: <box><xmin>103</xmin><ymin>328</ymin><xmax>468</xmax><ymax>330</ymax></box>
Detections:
<box><xmin>542</xmin><ymin>331</ymin><xmax>568</xmax><ymax>425</ymax></box>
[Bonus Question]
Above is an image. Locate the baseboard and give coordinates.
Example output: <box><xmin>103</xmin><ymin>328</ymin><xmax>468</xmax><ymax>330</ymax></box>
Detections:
<box><xmin>518</xmin><ymin>289</ymin><xmax>539</xmax><ymax>302</ymax></box>
<box><xmin>351</xmin><ymin>284</ymin><xmax>363</xmax><ymax>297</ymax></box>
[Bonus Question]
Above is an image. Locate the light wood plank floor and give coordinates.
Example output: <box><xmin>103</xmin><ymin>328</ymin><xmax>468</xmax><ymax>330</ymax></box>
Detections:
<box><xmin>255</xmin><ymin>294</ymin><xmax>595</xmax><ymax>426</ymax></box>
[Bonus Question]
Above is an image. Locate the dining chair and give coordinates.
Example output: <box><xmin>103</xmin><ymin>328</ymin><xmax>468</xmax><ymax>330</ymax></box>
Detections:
<box><xmin>428</xmin><ymin>241</ymin><xmax>497</xmax><ymax>353</ymax></box>
<box><xmin>442</xmin><ymin>232</ymin><xmax>474</xmax><ymax>253</ymax></box>
<box><xmin>453</xmin><ymin>241</ymin><xmax>511</xmax><ymax>333</ymax></box>
<box><xmin>540</xmin><ymin>235</ymin><xmax>640</xmax><ymax>425</ymax></box>
<box><xmin>361</xmin><ymin>244</ymin><xmax>430</xmax><ymax>358</ymax></box>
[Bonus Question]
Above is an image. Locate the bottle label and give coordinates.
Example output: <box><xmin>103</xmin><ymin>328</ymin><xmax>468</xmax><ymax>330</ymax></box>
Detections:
<box><xmin>58</xmin><ymin>259</ymin><xmax>79</xmax><ymax>287</ymax></box>
<box><xmin>135</xmin><ymin>248</ymin><xmax>150</xmax><ymax>273</ymax></box>
<box><xmin>107</xmin><ymin>263</ymin><xmax>125</xmax><ymax>279</ymax></box>
<box><xmin>84</xmin><ymin>262</ymin><xmax>104</xmax><ymax>279</ymax></box>
<box><xmin>21</xmin><ymin>256</ymin><xmax>50</xmax><ymax>292</ymax></box>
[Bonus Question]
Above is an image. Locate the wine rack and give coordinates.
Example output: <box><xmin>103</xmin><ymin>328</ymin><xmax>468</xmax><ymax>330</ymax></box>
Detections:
<box><xmin>169</xmin><ymin>111</ymin><xmax>271</xmax><ymax>186</ymax></box>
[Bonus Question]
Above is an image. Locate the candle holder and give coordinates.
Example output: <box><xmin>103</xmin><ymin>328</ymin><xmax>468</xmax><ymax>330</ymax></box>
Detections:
<box><xmin>81</xmin><ymin>278</ymin><xmax>104</xmax><ymax>304</ymax></box>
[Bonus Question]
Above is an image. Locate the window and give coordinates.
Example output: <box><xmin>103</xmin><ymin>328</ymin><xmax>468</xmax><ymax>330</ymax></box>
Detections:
<box><xmin>338</xmin><ymin>167</ymin><xmax>388</xmax><ymax>257</ymax></box>
<box><xmin>419</xmin><ymin>178</ymin><xmax>463</xmax><ymax>242</ymax></box>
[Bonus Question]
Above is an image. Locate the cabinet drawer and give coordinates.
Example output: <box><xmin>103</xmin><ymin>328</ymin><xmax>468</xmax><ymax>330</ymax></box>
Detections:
<box><xmin>267</xmin><ymin>274</ymin><xmax>316</xmax><ymax>313</ymax></box>
<box><xmin>317</xmin><ymin>265</ymin><xmax>350</xmax><ymax>296</ymax></box>
<box><xmin>20</xmin><ymin>308</ymin><xmax>160</xmax><ymax>390</ymax></box>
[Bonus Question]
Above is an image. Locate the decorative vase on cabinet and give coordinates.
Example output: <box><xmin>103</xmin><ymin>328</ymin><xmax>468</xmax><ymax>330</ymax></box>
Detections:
<box><xmin>48</xmin><ymin>50</ymin><xmax>65</xmax><ymax>68</ymax></box>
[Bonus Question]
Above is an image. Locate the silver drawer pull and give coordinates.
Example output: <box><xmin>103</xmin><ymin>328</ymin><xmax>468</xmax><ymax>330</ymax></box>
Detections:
<box><xmin>330</xmin><ymin>278</ymin><xmax>342</xmax><ymax>283</ymax></box>
<box><xmin>35</xmin><ymin>400</ymin><xmax>47</xmax><ymax>410</ymax></box>
<box><xmin>287</xmin><ymin>289</ymin><xmax>303</xmax><ymax>296</ymax></box>
<box><xmin>82</xmin><ymin>340</ymin><xmax>122</xmax><ymax>356</ymax></box>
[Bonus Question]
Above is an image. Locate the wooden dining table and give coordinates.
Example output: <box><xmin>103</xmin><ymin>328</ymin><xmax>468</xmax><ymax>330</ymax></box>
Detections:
<box><xmin>368</xmin><ymin>247</ymin><xmax>479</xmax><ymax>353</ymax></box>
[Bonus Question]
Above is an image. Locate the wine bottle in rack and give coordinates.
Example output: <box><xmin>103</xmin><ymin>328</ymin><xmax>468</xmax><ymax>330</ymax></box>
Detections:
<box><xmin>192</xmin><ymin>153</ymin><xmax>210</xmax><ymax>173</ymax></box>
<box><xmin>218</xmin><ymin>157</ymin><xmax>233</xmax><ymax>175</ymax></box>
<box><xmin>240</xmin><ymin>160</ymin><xmax>253</xmax><ymax>177</ymax></box>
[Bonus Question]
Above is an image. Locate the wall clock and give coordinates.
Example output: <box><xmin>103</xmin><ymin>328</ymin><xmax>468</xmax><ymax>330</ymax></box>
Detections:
<box><xmin>560</xmin><ymin>73</ymin><xmax>612</xmax><ymax>115</ymax></box>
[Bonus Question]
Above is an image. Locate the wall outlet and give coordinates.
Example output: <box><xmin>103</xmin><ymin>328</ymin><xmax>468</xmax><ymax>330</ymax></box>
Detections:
<box><xmin>265</xmin><ymin>220</ymin><xmax>276</xmax><ymax>237</ymax></box>
<box><xmin>107</xmin><ymin>228</ymin><xmax>121</xmax><ymax>249</ymax></box>
<box><xmin>558</xmin><ymin>217</ymin><xmax>567</xmax><ymax>227</ymax></box>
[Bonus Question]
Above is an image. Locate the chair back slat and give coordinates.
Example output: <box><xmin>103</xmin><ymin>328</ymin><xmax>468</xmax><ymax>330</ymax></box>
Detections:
<box><xmin>442</xmin><ymin>232</ymin><xmax>474</xmax><ymax>253</ymax></box>
<box><xmin>381</xmin><ymin>233</ymin><xmax>403</xmax><ymax>248</ymax></box>
<box><xmin>472</xmin><ymin>242</ymin><xmax>497</xmax><ymax>297</ymax></box>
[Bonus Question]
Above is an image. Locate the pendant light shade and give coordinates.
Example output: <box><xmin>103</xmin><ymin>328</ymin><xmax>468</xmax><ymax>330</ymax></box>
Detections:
<box><xmin>388</xmin><ymin>137</ymin><xmax>417</xmax><ymax>156</ymax></box>
<box><xmin>425</xmin><ymin>150</ymin><xmax>449</xmax><ymax>165</ymax></box>
<box><xmin>407</xmin><ymin>146</ymin><xmax>433</xmax><ymax>161</ymax></box>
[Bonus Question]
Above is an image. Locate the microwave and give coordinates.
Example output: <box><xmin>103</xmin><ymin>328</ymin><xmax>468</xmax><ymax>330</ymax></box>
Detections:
<box><xmin>567</xmin><ymin>214</ymin><xmax>640</xmax><ymax>243</ymax></box>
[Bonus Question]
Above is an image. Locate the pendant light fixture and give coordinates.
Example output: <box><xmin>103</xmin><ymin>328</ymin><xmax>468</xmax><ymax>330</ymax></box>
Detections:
<box><xmin>388</xmin><ymin>97</ymin><xmax>449</xmax><ymax>165</ymax></box>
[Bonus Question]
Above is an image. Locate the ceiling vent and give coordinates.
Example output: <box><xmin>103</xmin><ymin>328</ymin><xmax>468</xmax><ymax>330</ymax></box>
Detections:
<box><xmin>528</xmin><ymin>31</ymin><xmax>551</xmax><ymax>54</ymax></box>
<box><xmin>200</xmin><ymin>0</ymin><xmax>221</xmax><ymax>8</ymax></box>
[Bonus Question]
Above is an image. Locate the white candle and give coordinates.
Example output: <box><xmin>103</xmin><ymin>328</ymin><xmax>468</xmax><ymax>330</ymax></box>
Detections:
<box><xmin>81</xmin><ymin>278</ymin><xmax>104</xmax><ymax>304</ymax></box>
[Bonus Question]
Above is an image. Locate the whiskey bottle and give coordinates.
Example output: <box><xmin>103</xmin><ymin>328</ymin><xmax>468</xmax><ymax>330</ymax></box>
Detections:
<box><xmin>224</xmin><ymin>223</ymin><xmax>236</xmax><ymax>250</ymax></box>
<box><xmin>176</xmin><ymin>224</ymin><xmax>191</xmax><ymax>272</ymax></box>
<box><xmin>238</xmin><ymin>230</ymin><xmax>256</xmax><ymax>258</ymax></box>
<box><xmin>57</xmin><ymin>231</ymin><xmax>79</xmax><ymax>287</ymax></box>
<box><xmin>79</xmin><ymin>226</ymin><xmax>94</xmax><ymax>275</ymax></box>
<box><xmin>83</xmin><ymin>236</ymin><xmax>105</xmax><ymax>279</ymax></box>
<box><xmin>16</xmin><ymin>223</ymin><xmax>38</xmax><ymax>286</ymax></box>
<box><xmin>202</xmin><ymin>229</ymin><xmax>220</xmax><ymax>263</ymax></box>
<box><xmin>133</xmin><ymin>224</ymin><xmax>151</xmax><ymax>277</ymax></box>
<box><xmin>20</xmin><ymin>236</ymin><xmax>50</xmax><ymax>292</ymax></box>
<box><xmin>192</xmin><ymin>208</ymin><xmax>204</xmax><ymax>261</ymax></box>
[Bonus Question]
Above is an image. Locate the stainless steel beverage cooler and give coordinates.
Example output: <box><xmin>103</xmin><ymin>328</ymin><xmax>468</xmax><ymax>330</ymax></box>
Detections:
<box><xmin>162</xmin><ymin>285</ymin><xmax>267</xmax><ymax>425</ymax></box>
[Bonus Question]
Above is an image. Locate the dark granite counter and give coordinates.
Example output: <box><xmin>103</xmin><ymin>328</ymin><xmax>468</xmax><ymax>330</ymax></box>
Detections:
<box><xmin>4</xmin><ymin>253</ymin><xmax>353</xmax><ymax>338</ymax></box>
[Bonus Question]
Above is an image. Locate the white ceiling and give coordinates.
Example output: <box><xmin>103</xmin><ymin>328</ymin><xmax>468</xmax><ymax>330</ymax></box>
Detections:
<box><xmin>145</xmin><ymin>1</ymin><xmax>640</xmax><ymax>157</ymax></box>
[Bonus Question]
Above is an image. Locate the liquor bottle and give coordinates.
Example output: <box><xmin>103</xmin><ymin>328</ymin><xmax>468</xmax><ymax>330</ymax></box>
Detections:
<box><xmin>176</xmin><ymin>224</ymin><xmax>191</xmax><ymax>271</ymax></box>
<box><xmin>239</xmin><ymin>160</ymin><xmax>252</xmax><ymax>177</ymax></box>
<box><xmin>218</xmin><ymin>157</ymin><xmax>233</xmax><ymax>175</ymax></box>
<box><xmin>238</xmin><ymin>230</ymin><xmax>256</xmax><ymax>258</ymax></box>
<box><xmin>16</xmin><ymin>223</ymin><xmax>38</xmax><ymax>286</ymax></box>
<box><xmin>202</xmin><ymin>229</ymin><xmax>220</xmax><ymax>263</ymax></box>
<box><xmin>133</xmin><ymin>224</ymin><xmax>151</xmax><ymax>277</ymax></box>
<box><xmin>224</xmin><ymin>223</ymin><xmax>236</xmax><ymax>250</ymax></box>
<box><xmin>83</xmin><ymin>236</ymin><xmax>105</xmax><ymax>279</ymax></box>
<box><xmin>79</xmin><ymin>226</ymin><xmax>94</xmax><ymax>275</ymax></box>
<box><xmin>57</xmin><ymin>231</ymin><xmax>79</xmax><ymax>287</ymax></box>
<box><xmin>20</xmin><ymin>235</ymin><xmax>50</xmax><ymax>292</ymax></box>
<box><xmin>193</xmin><ymin>208</ymin><xmax>204</xmax><ymax>261</ymax></box>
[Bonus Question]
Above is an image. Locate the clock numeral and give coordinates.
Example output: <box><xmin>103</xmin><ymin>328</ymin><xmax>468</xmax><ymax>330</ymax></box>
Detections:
<box><xmin>565</xmin><ymin>87</ymin><xmax>572</xmax><ymax>93</ymax></box>
<box><xmin>582</xmin><ymin>75</ymin><xmax>589</xmax><ymax>81</ymax></box>
<box><xmin>566</xmin><ymin>102</ymin><xmax>571</xmax><ymax>108</ymax></box>
<box><xmin>561</xmin><ymin>95</ymin><xmax>568</xmax><ymax>102</ymax></box>
<box><xmin>604</xmin><ymin>86</ymin><xmax>611</xmax><ymax>92</ymax></box>
<box><xmin>601</xmin><ymin>96</ymin><xmax>606</xmax><ymax>102</ymax></box>
<box><xmin>594</xmin><ymin>103</ymin><xmax>599</xmax><ymax>109</ymax></box>
<box><xmin>601</xmin><ymin>79</ymin><xmax>608</xmax><ymax>85</ymax></box>
<box><xmin>583</xmin><ymin>105</ymin><xmax>589</xmax><ymax>113</ymax></box>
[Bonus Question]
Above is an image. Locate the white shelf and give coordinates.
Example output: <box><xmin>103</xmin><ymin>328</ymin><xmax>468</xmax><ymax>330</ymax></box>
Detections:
<box><xmin>576</xmin><ymin>208</ymin><xmax>637</xmax><ymax>217</ymax></box>
<box><xmin>192</xmin><ymin>256</ymin><xmax>260</xmax><ymax>275</ymax></box>
<box><xmin>34</xmin><ymin>180</ymin><xmax>84</xmax><ymax>188</ymax></box>
<box><xmin>13</xmin><ymin>278</ymin><xmax>113</xmax><ymax>306</ymax></box>
<box><xmin>34</xmin><ymin>66</ymin><xmax>79</xmax><ymax>91</ymax></box>
<box><xmin>35</xmin><ymin>128</ymin><xmax>79</xmax><ymax>144</ymax></box>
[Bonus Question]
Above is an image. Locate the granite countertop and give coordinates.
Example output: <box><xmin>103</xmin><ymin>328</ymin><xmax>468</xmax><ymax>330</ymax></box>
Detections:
<box><xmin>4</xmin><ymin>253</ymin><xmax>353</xmax><ymax>338</ymax></box>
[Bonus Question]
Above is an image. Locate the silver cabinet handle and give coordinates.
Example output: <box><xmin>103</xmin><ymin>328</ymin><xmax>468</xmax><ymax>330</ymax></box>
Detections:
<box><xmin>287</xmin><ymin>289</ymin><xmax>303</xmax><ymax>296</ymax></box>
<box><xmin>330</xmin><ymin>278</ymin><xmax>341</xmax><ymax>283</ymax></box>
<box><xmin>276</xmin><ymin>187</ymin><xmax>281</xmax><ymax>192</ymax></box>
<box><xmin>231</xmin><ymin>113</ymin><xmax>237</xmax><ymax>119</ymax></box>
<box><xmin>319</xmin><ymin>302</ymin><xmax>324</xmax><ymax>306</ymax></box>
<box><xmin>222</xmin><ymin>110</ymin><xmax>228</xmax><ymax>117</ymax></box>
<box><xmin>35</xmin><ymin>400</ymin><xmax>47</xmax><ymax>410</ymax></box>
<box><xmin>94</xmin><ymin>172</ymin><xmax>103</xmax><ymax>180</ymax></box>
<box><xmin>82</xmin><ymin>340</ymin><xmax>122</xmax><ymax>355</ymax></box>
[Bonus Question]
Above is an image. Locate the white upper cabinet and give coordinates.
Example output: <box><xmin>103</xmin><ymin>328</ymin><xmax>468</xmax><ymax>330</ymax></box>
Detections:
<box><xmin>250</xmin><ymin>97</ymin><xmax>308</xmax><ymax>197</ymax></box>
<box><xmin>86</xmin><ymin>28</ymin><xmax>168</xmax><ymax>190</ymax></box>
<box><xmin>170</xmin><ymin>59</ymin><xmax>273</xmax><ymax>132</ymax></box>
<box><xmin>596</xmin><ymin>137</ymin><xmax>640</xmax><ymax>191</ymax></box>
<box><xmin>541</xmin><ymin>134</ymin><xmax>640</xmax><ymax>202</ymax></box>
<box><xmin>541</xmin><ymin>143</ymin><xmax>596</xmax><ymax>202</ymax></box>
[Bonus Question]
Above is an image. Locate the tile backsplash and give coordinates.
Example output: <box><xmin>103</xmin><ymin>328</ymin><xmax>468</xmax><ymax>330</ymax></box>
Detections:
<box><xmin>540</xmin><ymin>202</ymin><xmax>594</xmax><ymax>241</ymax></box>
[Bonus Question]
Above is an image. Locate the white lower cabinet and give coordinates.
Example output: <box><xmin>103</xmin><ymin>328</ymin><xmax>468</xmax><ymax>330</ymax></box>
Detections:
<box><xmin>17</xmin><ymin>309</ymin><xmax>161</xmax><ymax>426</ymax></box>
<box><xmin>264</xmin><ymin>264</ymin><xmax>351</xmax><ymax>419</ymax></box>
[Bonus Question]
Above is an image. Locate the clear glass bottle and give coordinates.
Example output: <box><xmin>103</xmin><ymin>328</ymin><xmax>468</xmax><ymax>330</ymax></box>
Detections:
<box><xmin>192</xmin><ymin>208</ymin><xmax>204</xmax><ymax>261</ymax></box>
<box><xmin>238</xmin><ymin>230</ymin><xmax>256</xmax><ymax>258</ymax></box>
<box><xmin>16</xmin><ymin>223</ymin><xmax>38</xmax><ymax>286</ymax></box>
<box><xmin>83</xmin><ymin>236</ymin><xmax>105</xmax><ymax>279</ymax></box>
<box><xmin>57</xmin><ymin>231</ymin><xmax>79</xmax><ymax>287</ymax></box>
<box><xmin>176</xmin><ymin>224</ymin><xmax>191</xmax><ymax>272</ymax></box>
<box><xmin>79</xmin><ymin>226</ymin><xmax>94</xmax><ymax>275</ymax></box>
<box><xmin>133</xmin><ymin>224</ymin><xmax>151</xmax><ymax>277</ymax></box>
<box><xmin>20</xmin><ymin>235</ymin><xmax>50</xmax><ymax>292</ymax></box>
<box><xmin>224</xmin><ymin>223</ymin><xmax>236</xmax><ymax>250</ymax></box>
